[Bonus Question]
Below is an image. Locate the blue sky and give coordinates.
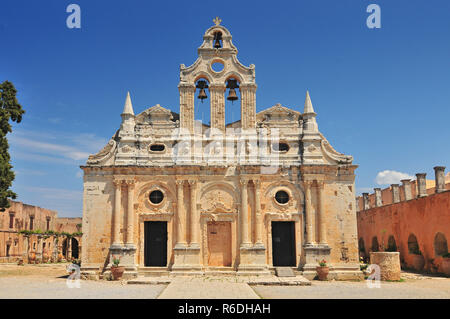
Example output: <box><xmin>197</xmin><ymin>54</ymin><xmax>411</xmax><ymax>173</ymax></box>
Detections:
<box><xmin>1</xmin><ymin>0</ymin><xmax>449</xmax><ymax>217</ymax></box>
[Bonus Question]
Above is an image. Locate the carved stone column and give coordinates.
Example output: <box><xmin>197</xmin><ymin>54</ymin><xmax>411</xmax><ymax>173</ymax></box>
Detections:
<box><xmin>112</xmin><ymin>179</ymin><xmax>122</xmax><ymax>247</ymax></box>
<box><xmin>317</xmin><ymin>181</ymin><xmax>327</xmax><ymax>245</ymax></box>
<box><xmin>178</xmin><ymin>83</ymin><xmax>196</xmax><ymax>134</ymax></box>
<box><xmin>304</xmin><ymin>181</ymin><xmax>314</xmax><ymax>244</ymax></box>
<box><xmin>125</xmin><ymin>180</ymin><xmax>135</xmax><ymax>246</ymax></box>
<box><xmin>188</xmin><ymin>180</ymin><xmax>199</xmax><ymax>247</ymax></box>
<box><xmin>209</xmin><ymin>84</ymin><xmax>226</xmax><ymax>132</ymax></box>
<box><xmin>176</xmin><ymin>179</ymin><xmax>187</xmax><ymax>246</ymax></box>
<box><xmin>240</xmin><ymin>83</ymin><xmax>257</xmax><ymax>129</ymax></box>
<box><xmin>254</xmin><ymin>180</ymin><xmax>263</xmax><ymax>246</ymax></box>
<box><xmin>240</xmin><ymin>178</ymin><xmax>251</xmax><ymax>247</ymax></box>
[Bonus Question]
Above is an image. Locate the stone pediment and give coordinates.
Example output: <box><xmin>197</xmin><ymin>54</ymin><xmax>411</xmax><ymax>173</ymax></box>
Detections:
<box><xmin>257</xmin><ymin>103</ymin><xmax>301</xmax><ymax>123</ymax></box>
<box><xmin>136</xmin><ymin>104</ymin><xmax>178</xmax><ymax>124</ymax></box>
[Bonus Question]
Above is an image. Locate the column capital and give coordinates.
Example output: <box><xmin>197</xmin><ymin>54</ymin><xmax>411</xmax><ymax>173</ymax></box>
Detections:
<box><xmin>303</xmin><ymin>180</ymin><xmax>313</xmax><ymax>187</ymax></box>
<box><xmin>175</xmin><ymin>179</ymin><xmax>185</xmax><ymax>186</ymax></box>
<box><xmin>188</xmin><ymin>179</ymin><xmax>197</xmax><ymax>186</ymax></box>
<box><xmin>113</xmin><ymin>179</ymin><xmax>123</xmax><ymax>187</ymax></box>
<box><xmin>178</xmin><ymin>83</ymin><xmax>196</xmax><ymax>91</ymax></box>
<box><xmin>240</xmin><ymin>178</ymin><xmax>249</xmax><ymax>186</ymax></box>
<box><xmin>253</xmin><ymin>179</ymin><xmax>261</xmax><ymax>188</ymax></box>
<box><xmin>124</xmin><ymin>179</ymin><xmax>135</xmax><ymax>187</ymax></box>
<box><xmin>316</xmin><ymin>180</ymin><xmax>325</xmax><ymax>188</ymax></box>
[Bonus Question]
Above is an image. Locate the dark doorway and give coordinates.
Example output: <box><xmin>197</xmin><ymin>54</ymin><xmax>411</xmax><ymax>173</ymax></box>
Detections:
<box><xmin>144</xmin><ymin>221</ymin><xmax>167</xmax><ymax>267</ymax></box>
<box><xmin>71</xmin><ymin>238</ymin><xmax>79</xmax><ymax>259</ymax></box>
<box><xmin>272</xmin><ymin>221</ymin><xmax>296</xmax><ymax>266</ymax></box>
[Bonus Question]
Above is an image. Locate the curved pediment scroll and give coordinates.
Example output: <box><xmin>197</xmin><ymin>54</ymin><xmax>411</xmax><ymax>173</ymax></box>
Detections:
<box><xmin>86</xmin><ymin>131</ymin><xmax>119</xmax><ymax>166</ymax></box>
<box><xmin>319</xmin><ymin>133</ymin><xmax>353</xmax><ymax>164</ymax></box>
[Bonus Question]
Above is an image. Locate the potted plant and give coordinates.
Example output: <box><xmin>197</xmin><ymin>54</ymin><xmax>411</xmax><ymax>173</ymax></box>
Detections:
<box><xmin>110</xmin><ymin>255</ymin><xmax>125</xmax><ymax>280</ymax></box>
<box><xmin>410</xmin><ymin>248</ymin><xmax>425</xmax><ymax>271</ymax></box>
<box><xmin>316</xmin><ymin>259</ymin><xmax>329</xmax><ymax>281</ymax></box>
<box><xmin>441</xmin><ymin>253</ymin><xmax>450</xmax><ymax>276</ymax></box>
<box><xmin>28</xmin><ymin>251</ymin><xmax>36</xmax><ymax>264</ymax></box>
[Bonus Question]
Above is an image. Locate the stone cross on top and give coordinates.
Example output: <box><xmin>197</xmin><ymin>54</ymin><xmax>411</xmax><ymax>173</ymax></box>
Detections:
<box><xmin>213</xmin><ymin>17</ymin><xmax>222</xmax><ymax>26</ymax></box>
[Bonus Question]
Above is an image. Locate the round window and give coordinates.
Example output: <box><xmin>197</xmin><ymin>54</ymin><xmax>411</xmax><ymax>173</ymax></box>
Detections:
<box><xmin>149</xmin><ymin>190</ymin><xmax>164</xmax><ymax>204</ymax></box>
<box><xmin>211</xmin><ymin>62</ymin><xmax>224</xmax><ymax>72</ymax></box>
<box><xmin>275</xmin><ymin>190</ymin><xmax>289</xmax><ymax>204</ymax></box>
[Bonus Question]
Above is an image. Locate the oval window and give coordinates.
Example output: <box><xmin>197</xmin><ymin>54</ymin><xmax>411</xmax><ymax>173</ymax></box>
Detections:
<box><xmin>150</xmin><ymin>144</ymin><xmax>165</xmax><ymax>152</ymax></box>
<box><xmin>275</xmin><ymin>190</ymin><xmax>289</xmax><ymax>204</ymax></box>
<box><xmin>149</xmin><ymin>190</ymin><xmax>164</xmax><ymax>204</ymax></box>
<box><xmin>211</xmin><ymin>62</ymin><xmax>224</xmax><ymax>72</ymax></box>
<box><xmin>273</xmin><ymin>143</ymin><xmax>289</xmax><ymax>152</ymax></box>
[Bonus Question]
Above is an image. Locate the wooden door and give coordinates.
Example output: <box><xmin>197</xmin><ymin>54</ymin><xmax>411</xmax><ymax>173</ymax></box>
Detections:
<box><xmin>207</xmin><ymin>222</ymin><xmax>231</xmax><ymax>267</ymax></box>
<box><xmin>144</xmin><ymin>221</ymin><xmax>167</xmax><ymax>267</ymax></box>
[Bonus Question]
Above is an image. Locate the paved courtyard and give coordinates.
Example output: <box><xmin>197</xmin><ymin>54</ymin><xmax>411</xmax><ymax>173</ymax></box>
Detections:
<box><xmin>0</xmin><ymin>264</ymin><xmax>449</xmax><ymax>299</ymax></box>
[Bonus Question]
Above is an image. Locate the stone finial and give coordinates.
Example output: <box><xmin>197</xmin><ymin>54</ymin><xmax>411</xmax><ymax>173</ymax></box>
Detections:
<box><xmin>434</xmin><ymin>166</ymin><xmax>446</xmax><ymax>193</ymax></box>
<box><xmin>374</xmin><ymin>188</ymin><xmax>382</xmax><ymax>207</ymax></box>
<box><xmin>416</xmin><ymin>173</ymin><xmax>427</xmax><ymax>198</ymax></box>
<box><xmin>401</xmin><ymin>179</ymin><xmax>412</xmax><ymax>201</ymax></box>
<box><xmin>303</xmin><ymin>90</ymin><xmax>315</xmax><ymax>114</ymax></box>
<box><xmin>213</xmin><ymin>17</ymin><xmax>222</xmax><ymax>26</ymax></box>
<box><xmin>122</xmin><ymin>91</ymin><xmax>134</xmax><ymax>116</ymax></box>
<box><xmin>391</xmin><ymin>184</ymin><xmax>400</xmax><ymax>203</ymax></box>
<box><xmin>362</xmin><ymin>193</ymin><xmax>370</xmax><ymax>210</ymax></box>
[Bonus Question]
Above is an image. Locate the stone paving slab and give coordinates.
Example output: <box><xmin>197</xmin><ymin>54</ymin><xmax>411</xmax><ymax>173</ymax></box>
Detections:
<box><xmin>128</xmin><ymin>276</ymin><xmax>172</xmax><ymax>285</ymax></box>
<box><xmin>157</xmin><ymin>277</ymin><xmax>260</xmax><ymax>299</ymax></box>
<box><xmin>128</xmin><ymin>274</ymin><xmax>311</xmax><ymax>286</ymax></box>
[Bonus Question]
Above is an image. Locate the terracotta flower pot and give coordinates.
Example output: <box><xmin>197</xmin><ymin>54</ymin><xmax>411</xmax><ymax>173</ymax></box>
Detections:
<box><xmin>316</xmin><ymin>266</ymin><xmax>329</xmax><ymax>281</ymax></box>
<box><xmin>441</xmin><ymin>258</ymin><xmax>450</xmax><ymax>276</ymax></box>
<box><xmin>111</xmin><ymin>266</ymin><xmax>125</xmax><ymax>280</ymax></box>
<box><xmin>411</xmin><ymin>254</ymin><xmax>425</xmax><ymax>271</ymax></box>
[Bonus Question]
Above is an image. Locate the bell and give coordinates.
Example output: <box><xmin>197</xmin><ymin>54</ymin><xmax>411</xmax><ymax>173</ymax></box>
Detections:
<box><xmin>196</xmin><ymin>80</ymin><xmax>208</xmax><ymax>103</ymax></box>
<box><xmin>198</xmin><ymin>88</ymin><xmax>207</xmax><ymax>102</ymax></box>
<box><xmin>213</xmin><ymin>32</ymin><xmax>222</xmax><ymax>49</ymax></box>
<box><xmin>226</xmin><ymin>79</ymin><xmax>239</xmax><ymax>103</ymax></box>
<box><xmin>227</xmin><ymin>88</ymin><xmax>238</xmax><ymax>102</ymax></box>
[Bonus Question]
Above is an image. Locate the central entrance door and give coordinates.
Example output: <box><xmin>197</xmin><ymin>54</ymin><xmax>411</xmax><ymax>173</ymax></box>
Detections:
<box><xmin>207</xmin><ymin>221</ymin><xmax>232</xmax><ymax>267</ymax></box>
<box><xmin>144</xmin><ymin>221</ymin><xmax>167</xmax><ymax>267</ymax></box>
<box><xmin>272</xmin><ymin>221</ymin><xmax>296</xmax><ymax>266</ymax></box>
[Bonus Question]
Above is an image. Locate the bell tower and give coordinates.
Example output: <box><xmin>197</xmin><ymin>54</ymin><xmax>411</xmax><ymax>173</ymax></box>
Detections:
<box><xmin>178</xmin><ymin>18</ymin><xmax>257</xmax><ymax>133</ymax></box>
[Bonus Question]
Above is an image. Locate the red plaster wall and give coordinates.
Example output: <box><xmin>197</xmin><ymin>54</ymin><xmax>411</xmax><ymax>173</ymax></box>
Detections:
<box><xmin>357</xmin><ymin>191</ymin><xmax>450</xmax><ymax>273</ymax></box>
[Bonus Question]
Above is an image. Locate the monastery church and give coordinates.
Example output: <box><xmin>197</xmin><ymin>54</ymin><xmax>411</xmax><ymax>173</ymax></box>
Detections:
<box><xmin>80</xmin><ymin>19</ymin><xmax>362</xmax><ymax>280</ymax></box>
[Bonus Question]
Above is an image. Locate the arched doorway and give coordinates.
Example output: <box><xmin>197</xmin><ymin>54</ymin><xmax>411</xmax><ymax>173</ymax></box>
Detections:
<box><xmin>371</xmin><ymin>236</ymin><xmax>379</xmax><ymax>252</ymax></box>
<box><xmin>62</xmin><ymin>238</ymin><xmax>68</xmax><ymax>258</ymax></box>
<box><xmin>434</xmin><ymin>232</ymin><xmax>448</xmax><ymax>257</ymax></box>
<box><xmin>71</xmin><ymin>238</ymin><xmax>79</xmax><ymax>259</ymax></box>
<box><xmin>408</xmin><ymin>234</ymin><xmax>420</xmax><ymax>254</ymax></box>
<box><xmin>387</xmin><ymin>235</ymin><xmax>397</xmax><ymax>252</ymax></box>
<box><xmin>358</xmin><ymin>238</ymin><xmax>366</xmax><ymax>258</ymax></box>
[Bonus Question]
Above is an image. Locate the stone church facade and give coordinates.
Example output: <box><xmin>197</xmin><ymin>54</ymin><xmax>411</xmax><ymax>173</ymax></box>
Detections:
<box><xmin>81</xmin><ymin>19</ymin><xmax>362</xmax><ymax>280</ymax></box>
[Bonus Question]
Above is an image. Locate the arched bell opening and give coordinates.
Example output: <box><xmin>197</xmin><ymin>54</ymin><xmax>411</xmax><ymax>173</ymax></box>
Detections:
<box><xmin>225</xmin><ymin>77</ymin><xmax>241</xmax><ymax>126</ymax></box>
<box><xmin>212</xmin><ymin>31</ymin><xmax>223</xmax><ymax>49</ymax></box>
<box><xmin>194</xmin><ymin>78</ymin><xmax>211</xmax><ymax>125</ymax></box>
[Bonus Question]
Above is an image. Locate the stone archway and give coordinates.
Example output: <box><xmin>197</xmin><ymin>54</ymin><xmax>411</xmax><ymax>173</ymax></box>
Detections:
<box><xmin>434</xmin><ymin>232</ymin><xmax>448</xmax><ymax>257</ymax></box>
<box><xmin>371</xmin><ymin>236</ymin><xmax>379</xmax><ymax>252</ymax></box>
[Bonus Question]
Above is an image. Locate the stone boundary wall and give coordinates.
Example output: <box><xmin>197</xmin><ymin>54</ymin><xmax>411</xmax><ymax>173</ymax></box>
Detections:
<box><xmin>357</xmin><ymin>190</ymin><xmax>450</xmax><ymax>274</ymax></box>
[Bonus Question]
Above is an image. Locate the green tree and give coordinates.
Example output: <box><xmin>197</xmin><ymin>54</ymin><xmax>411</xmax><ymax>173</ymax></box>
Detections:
<box><xmin>0</xmin><ymin>81</ymin><xmax>25</xmax><ymax>210</ymax></box>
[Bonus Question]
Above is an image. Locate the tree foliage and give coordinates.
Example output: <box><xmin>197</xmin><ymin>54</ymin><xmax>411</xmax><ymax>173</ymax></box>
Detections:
<box><xmin>0</xmin><ymin>81</ymin><xmax>25</xmax><ymax>210</ymax></box>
